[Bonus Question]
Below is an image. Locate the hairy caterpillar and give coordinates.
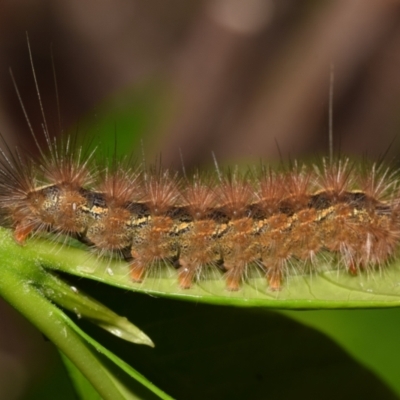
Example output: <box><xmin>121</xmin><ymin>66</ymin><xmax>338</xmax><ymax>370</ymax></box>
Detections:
<box><xmin>1</xmin><ymin>44</ymin><xmax>400</xmax><ymax>293</ymax></box>
<box><xmin>0</xmin><ymin>137</ymin><xmax>399</xmax><ymax>292</ymax></box>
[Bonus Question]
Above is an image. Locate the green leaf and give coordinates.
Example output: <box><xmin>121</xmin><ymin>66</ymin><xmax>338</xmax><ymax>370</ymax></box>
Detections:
<box><xmin>37</xmin><ymin>271</ymin><xmax>154</xmax><ymax>346</ymax></box>
<box><xmin>4</xmin><ymin>227</ymin><xmax>400</xmax><ymax>309</ymax></box>
<box><xmin>67</xmin><ymin>283</ymin><xmax>399</xmax><ymax>400</ymax></box>
<box><xmin>282</xmin><ymin>308</ymin><xmax>400</xmax><ymax>396</ymax></box>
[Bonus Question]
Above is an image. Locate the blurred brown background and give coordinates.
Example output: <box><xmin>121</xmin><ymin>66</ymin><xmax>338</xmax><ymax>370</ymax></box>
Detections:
<box><xmin>1</xmin><ymin>0</ymin><xmax>400</xmax><ymax>397</ymax></box>
<box><xmin>1</xmin><ymin>0</ymin><xmax>400</xmax><ymax>170</ymax></box>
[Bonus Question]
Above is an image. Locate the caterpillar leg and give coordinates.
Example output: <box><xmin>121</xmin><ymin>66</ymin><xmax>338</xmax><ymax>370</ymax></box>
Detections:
<box><xmin>129</xmin><ymin>256</ymin><xmax>146</xmax><ymax>282</ymax></box>
<box><xmin>267</xmin><ymin>270</ymin><xmax>282</xmax><ymax>291</ymax></box>
<box><xmin>262</xmin><ymin>261</ymin><xmax>283</xmax><ymax>291</ymax></box>
<box><xmin>224</xmin><ymin>262</ymin><xmax>245</xmax><ymax>291</ymax></box>
<box><xmin>14</xmin><ymin>223</ymin><xmax>34</xmax><ymax>244</ymax></box>
<box><xmin>177</xmin><ymin>259</ymin><xmax>196</xmax><ymax>289</ymax></box>
<box><xmin>347</xmin><ymin>260</ymin><xmax>359</xmax><ymax>276</ymax></box>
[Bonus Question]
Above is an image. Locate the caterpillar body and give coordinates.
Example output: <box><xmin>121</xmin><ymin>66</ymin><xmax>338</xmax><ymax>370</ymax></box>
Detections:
<box><xmin>0</xmin><ymin>141</ymin><xmax>399</xmax><ymax>292</ymax></box>
<box><xmin>1</xmin><ymin>39</ymin><xmax>400</xmax><ymax>293</ymax></box>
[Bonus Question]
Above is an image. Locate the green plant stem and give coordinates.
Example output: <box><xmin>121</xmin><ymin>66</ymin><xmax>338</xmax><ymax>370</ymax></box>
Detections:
<box><xmin>0</xmin><ymin>261</ymin><xmax>129</xmax><ymax>399</ymax></box>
